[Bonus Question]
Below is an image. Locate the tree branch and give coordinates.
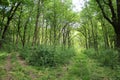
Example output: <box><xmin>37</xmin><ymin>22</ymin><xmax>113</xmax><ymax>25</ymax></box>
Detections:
<box><xmin>9</xmin><ymin>2</ymin><xmax>21</xmax><ymax>19</ymax></box>
<box><xmin>108</xmin><ymin>0</ymin><xmax>116</xmax><ymax>22</ymax></box>
<box><xmin>96</xmin><ymin>0</ymin><xmax>113</xmax><ymax>24</ymax></box>
<box><xmin>117</xmin><ymin>0</ymin><xmax>120</xmax><ymax>23</ymax></box>
<box><xmin>103</xmin><ymin>0</ymin><xmax>109</xmax><ymax>5</ymax></box>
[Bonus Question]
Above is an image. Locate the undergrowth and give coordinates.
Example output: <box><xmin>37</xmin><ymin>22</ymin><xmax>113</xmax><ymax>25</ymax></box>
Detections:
<box><xmin>1</xmin><ymin>43</ymin><xmax>120</xmax><ymax>80</ymax></box>
<box><xmin>83</xmin><ymin>48</ymin><xmax>119</xmax><ymax>68</ymax></box>
<box><xmin>69</xmin><ymin>49</ymin><xmax>120</xmax><ymax>80</ymax></box>
<box><xmin>19</xmin><ymin>45</ymin><xmax>75</xmax><ymax>67</ymax></box>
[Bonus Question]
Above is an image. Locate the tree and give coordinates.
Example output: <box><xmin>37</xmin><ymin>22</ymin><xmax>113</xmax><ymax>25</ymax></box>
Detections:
<box><xmin>95</xmin><ymin>0</ymin><xmax>120</xmax><ymax>49</ymax></box>
<box><xmin>1</xmin><ymin>1</ymin><xmax>21</xmax><ymax>39</ymax></box>
<box><xmin>32</xmin><ymin>0</ymin><xmax>41</xmax><ymax>46</ymax></box>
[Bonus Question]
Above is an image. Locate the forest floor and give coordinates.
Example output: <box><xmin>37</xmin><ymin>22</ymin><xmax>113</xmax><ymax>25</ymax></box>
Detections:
<box><xmin>0</xmin><ymin>51</ymin><xmax>120</xmax><ymax>80</ymax></box>
<box><xmin>5</xmin><ymin>53</ymin><xmax>12</xmax><ymax>80</ymax></box>
<box><xmin>0</xmin><ymin>51</ymin><xmax>70</xmax><ymax>80</ymax></box>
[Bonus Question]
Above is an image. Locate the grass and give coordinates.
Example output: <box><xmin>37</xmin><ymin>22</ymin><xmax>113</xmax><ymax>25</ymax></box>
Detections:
<box><xmin>0</xmin><ymin>49</ymin><xmax>120</xmax><ymax>80</ymax></box>
<box><xmin>0</xmin><ymin>51</ymin><xmax>8</xmax><ymax>80</ymax></box>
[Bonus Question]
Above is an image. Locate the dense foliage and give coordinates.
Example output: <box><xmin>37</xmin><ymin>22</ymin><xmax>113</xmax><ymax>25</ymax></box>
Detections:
<box><xmin>19</xmin><ymin>45</ymin><xmax>75</xmax><ymax>67</ymax></box>
<box><xmin>0</xmin><ymin>0</ymin><xmax>120</xmax><ymax>79</ymax></box>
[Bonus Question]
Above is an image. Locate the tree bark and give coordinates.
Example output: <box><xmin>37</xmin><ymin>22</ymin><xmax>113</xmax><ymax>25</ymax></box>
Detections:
<box><xmin>116</xmin><ymin>0</ymin><xmax>120</xmax><ymax>48</ymax></box>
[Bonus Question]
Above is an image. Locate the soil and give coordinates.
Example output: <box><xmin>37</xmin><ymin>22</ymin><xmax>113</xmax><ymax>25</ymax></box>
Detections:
<box><xmin>5</xmin><ymin>54</ymin><xmax>12</xmax><ymax>80</ymax></box>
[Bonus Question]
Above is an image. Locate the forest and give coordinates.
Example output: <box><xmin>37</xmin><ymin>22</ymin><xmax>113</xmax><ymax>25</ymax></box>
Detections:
<box><xmin>0</xmin><ymin>0</ymin><xmax>120</xmax><ymax>80</ymax></box>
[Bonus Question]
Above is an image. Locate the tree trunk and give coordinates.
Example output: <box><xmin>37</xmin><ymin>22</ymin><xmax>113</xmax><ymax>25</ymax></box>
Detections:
<box><xmin>67</xmin><ymin>29</ymin><xmax>71</xmax><ymax>48</ymax></box>
<box><xmin>116</xmin><ymin>33</ymin><xmax>120</xmax><ymax>48</ymax></box>
<box><xmin>114</xmin><ymin>24</ymin><xmax>120</xmax><ymax>48</ymax></box>
<box><xmin>2</xmin><ymin>18</ymin><xmax>10</xmax><ymax>39</ymax></box>
<box><xmin>16</xmin><ymin>6</ymin><xmax>22</xmax><ymax>47</ymax></box>
<box><xmin>22</xmin><ymin>10</ymin><xmax>32</xmax><ymax>47</ymax></box>
<box><xmin>1</xmin><ymin>2</ymin><xmax>21</xmax><ymax>39</ymax></box>
<box><xmin>115</xmin><ymin>27</ymin><xmax>120</xmax><ymax>61</ymax></box>
<box><xmin>116</xmin><ymin>0</ymin><xmax>120</xmax><ymax>48</ymax></box>
<box><xmin>45</xmin><ymin>21</ymin><xmax>48</xmax><ymax>44</ymax></box>
<box><xmin>32</xmin><ymin>0</ymin><xmax>41</xmax><ymax>46</ymax></box>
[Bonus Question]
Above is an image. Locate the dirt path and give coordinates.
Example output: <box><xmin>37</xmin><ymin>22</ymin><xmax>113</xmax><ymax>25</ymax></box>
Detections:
<box><xmin>5</xmin><ymin>54</ymin><xmax>12</xmax><ymax>80</ymax></box>
<box><xmin>16</xmin><ymin>54</ymin><xmax>38</xmax><ymax>79</ymax></box>
<box><xmin>3</xmin><ymin>53</ymin><xmax>42</xmax><ymax>80</ymax></box>
<box><xmin>16</xmin><ymin>54</ymin><xmax>27</xmax><ymax>66</ymax></box>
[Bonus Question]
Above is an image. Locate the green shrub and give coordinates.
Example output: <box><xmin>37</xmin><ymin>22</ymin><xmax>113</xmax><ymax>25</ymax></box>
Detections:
<box><xmin>54</xmin><ymin>47</ymin><xmax>76</xmax><ymax>65</ymax></box>
<box><xmin>20</xmin><ymin>45</ymin><xmax>75</xmax><ymax>67</ymax></box>
<box><xmin>18</xmin><ymin>47</ymin><xmax>31</xmax><ymax>59</ymax></box>
<box><xmin>83</xmin><ymin>48</ymin><xmax>119</xmax><ymax>68</ymax></box>
<box><xmin>98</xmin><ymin>49</ymin><xmax>119</xmax><ymax>68</ymax></box>
<box><xmin>82</xmin><ymin>48</ymin><xmax>97</xmax><ymax>59</ymax></box>
<box><xmin>28</xmin><ymin>46</ymin><xmax>55</xmax><ymax>67</ymax></box>
<box><xmin>0</xmin><ymin>38</ymin><xmax>16</xmax><ymax>52</ymax></box>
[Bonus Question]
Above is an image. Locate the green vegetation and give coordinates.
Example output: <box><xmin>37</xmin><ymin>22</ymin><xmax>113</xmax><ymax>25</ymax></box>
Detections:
<box><xmin>0</xmin><ymin>0</ymin><xmax>120</xmax><ymax>80</ymax></box>
<box><xmin>19</xmin><ymin>45</ymin><xmax>75</xmax><ymax>67</ymax></box>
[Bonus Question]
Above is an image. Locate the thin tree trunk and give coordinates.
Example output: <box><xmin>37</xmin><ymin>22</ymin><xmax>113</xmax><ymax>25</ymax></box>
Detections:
<box><xmin>32</xmin><ymin>0</ymin><xmax>41</xmax><ymax>46</ymax></box>
<box><xmin>22</xmin><ymin>10</ymin><xmax>32</xmax><ymax>47</ymax></box>
<box><xmin>16</xmin><ymin>6</ymin><xmax>22</xmax><ymax>47</ymax></box>
<box><xmin>53</xmin><ymin>0</ymin><xmax>56</xmax><ymax>47</ymax></box>
<box><xmin>45</xmin><ymin>21</ymin><xmax>48</xmax><ymax>44</ymax></box>
<box><xmin>1</xmin><ymin>2</ymin><xmax>21</xmax><ymax>39</ymax></box>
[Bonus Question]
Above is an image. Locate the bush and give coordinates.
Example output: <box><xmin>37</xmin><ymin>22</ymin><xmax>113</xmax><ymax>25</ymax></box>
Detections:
<box><xmin>82</xmin><ymin>48</ymin><xmax>97</xmax><ymax>59</ymax></box>
<box><xmin>28</xmin><ymin>46</ymin><xmax>55</xmax><ymax>67</ymax></box>
<box><xmin>83</xmin><ymin>49</ymin><xmax>118</xmax><ymax>68</ymax></box>
<box><xmin>98</xmin><ymin>49</ymin><xmax>119</xmax><ymax>68</ymax></box>
<box><xmin>54</xmin><ymin>47</ymin><xmax>76</xmax><ymax>65</ymax></box>
<box><xmin>20</xmin><ymin>45</ymin><xmax>75</xmax><ymax>67</ymax></box>
<box><xmin>0</xmin><ymin>38</ymin><xmax>16</xmax><ymax>52</ymax></box>
<box><xmin>18</xmin><ymin>47</ymin><xmax>31</xmax><ymax>59</ymax></box>
<box><xmin>83</xmin><ymin>48</ymin><xmax>119</xmax><ymax>68</ymax></box>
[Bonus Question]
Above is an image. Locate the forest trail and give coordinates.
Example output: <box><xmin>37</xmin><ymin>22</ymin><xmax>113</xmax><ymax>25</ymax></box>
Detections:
<box><xmin>5</xmin><ymin>54</ymin><xmax>12</xmax><ymax>80</ymax></box>
<box><xmin>2</xmin><ymin>52</ymin><xmax>41</xmax><ymax>80</ymax></box>
<box><xmin>1</xmin><ymin>51</ymin><xmax>118</xmax><ymax>80</ymax></box>
<box><xmin>16</xmin><ymin>54</ymin><xmax>27</xmax><ymax>66</ymax></box>
<box><xmin>16</xmin><ymin>54</ymin><xmax>39</xmax><ymax>80</ymax></box>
